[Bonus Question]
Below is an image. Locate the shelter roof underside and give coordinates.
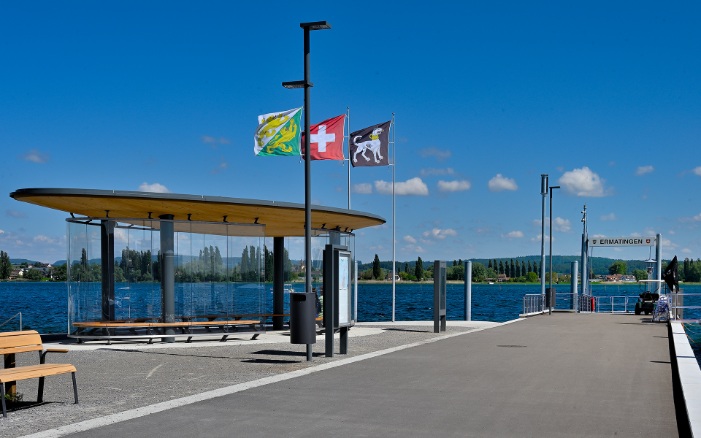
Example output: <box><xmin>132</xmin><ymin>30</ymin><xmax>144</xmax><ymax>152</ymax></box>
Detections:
<box><xmin>10</xmin><ymin>188</ymin><xmax>385</xmax><ymax>237</ymax></box>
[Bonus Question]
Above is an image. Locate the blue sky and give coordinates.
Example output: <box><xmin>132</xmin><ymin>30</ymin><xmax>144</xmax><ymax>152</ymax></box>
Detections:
<box><xmin>1</xmin><ymin>1</ymin><xmax>700</xmax><ymax>265</ymax></box>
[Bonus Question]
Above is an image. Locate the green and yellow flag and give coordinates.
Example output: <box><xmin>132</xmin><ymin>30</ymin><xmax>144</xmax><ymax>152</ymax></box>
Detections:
<box><xmin>254</xmin><ymin>107</ymin><xmax>303</xmax><ymax>156</ymax></box>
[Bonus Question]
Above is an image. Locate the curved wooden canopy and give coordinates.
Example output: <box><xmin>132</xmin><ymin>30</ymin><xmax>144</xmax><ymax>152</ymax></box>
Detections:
<box><xmin>10</xmin><ymin>188</ymin><xmax>386</xmax><ymax>237</ymax></box>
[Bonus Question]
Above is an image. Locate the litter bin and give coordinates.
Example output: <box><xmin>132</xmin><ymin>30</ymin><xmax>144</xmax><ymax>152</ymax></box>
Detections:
<box><xmin>545</xmin><ymin>287</ymin><xmax>556</xmax><ymax>308</ymax></box>
<box><xmin>290</xmin><ymin>292</ymin><xmax>317</xmax><ymax>345</ymax></box>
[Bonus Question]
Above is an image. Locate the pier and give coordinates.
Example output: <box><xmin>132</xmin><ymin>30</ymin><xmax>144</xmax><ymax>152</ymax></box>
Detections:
<box><xmin>5</xmin><ymin>313</ymin><xmax>688</xmax><ymax>437</ymax></box>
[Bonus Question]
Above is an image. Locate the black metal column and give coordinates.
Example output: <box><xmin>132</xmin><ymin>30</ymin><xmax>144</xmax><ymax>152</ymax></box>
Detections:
<box><xmin>159</xmin><ymin>214</ymin><xmax>175</xmax><ymax>342</ymax></box>
<box><xmin>273</xmin><ymin>237</ymin><xmax>285</xmax><ymax>330</ymax></box>
<box><xmin>100</xmin><ymin>220</ymin><xmax>115</xmax><ymax>321</ymax></box>
<box><xmin>323</xmin><ymin>244</ymin><xmax>335</xmax><ymax>357</ymax></box>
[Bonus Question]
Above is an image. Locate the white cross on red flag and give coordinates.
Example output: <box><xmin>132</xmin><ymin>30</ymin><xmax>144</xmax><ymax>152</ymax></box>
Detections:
<box><xmin>301</xmin><ymin>114</ymin><xmax>346</xmax><ymax>160</ymax></box>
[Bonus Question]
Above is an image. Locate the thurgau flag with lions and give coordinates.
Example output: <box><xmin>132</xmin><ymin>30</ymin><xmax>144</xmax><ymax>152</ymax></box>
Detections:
<box><xmin>349</xmin><ymin>120</ymin><xmax>391</xmax><ymax>167</ymax></box>
<box><xmin>254</xmin><ymin>107</ymin><xmax>303</xmax><ymax>156</ymax></box>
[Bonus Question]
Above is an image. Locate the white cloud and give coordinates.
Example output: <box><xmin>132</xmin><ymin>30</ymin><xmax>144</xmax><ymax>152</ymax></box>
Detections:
<box><xmin>0</xmin><ymin>229</ymin><xmax>4</xmax><ymax>235</ymax></box>
<box><xmin>504</xmin><ymin>230</ymin><xmax>524</xmax><ymax>238</ymax></box>
<box><xmin>375</xmin><ymin>177</ymin><xmax>429</xmax><ymax>195</ymax></box>
<box><xmin>692</xmin><ymin>213</ymin><xmax>701</xmax><ymax>222</ymax></box>
<box><xmin>438</xmin><ymin>180</ymin><xmax>471</xmax><ymax>192</ymax></box>
<box><xmin>202</xmin><ymin>135</ymin><xmax>230</xmax><ymax>145</ymax></box>
<box><xmin>636</xmin><ymin>165</ymin><xmax>654</xmax><ymax>176</ymax></box>
<box><xmin>488</xmin><ymin>174</ymin><xmax>518</xmax><ymax>192</ymax></box>
<box><xmin>553</xmin><ymin>217</ymin><xmax>571</xmax><ymax>232</ymax></box>
<box><xmin>33</xmin><ymin>235</ymin><xmax>57</xmax><ymax>244</ymax></box>
<box><xmin>211</xmin><ymin>159</ymin><xmax>228</xmax><ymax>174</ymax></box>
<box><xmin>23</xmin><ymin>149</ymin><xmax>49</xmax><ymax>163</ymax></box>
<box><xmin>353</xmin><ymin>183</ymin><xmax>373</xmax><ymax>194</ymax></box>
<box><xmin>600</xmin><ymin>213</ymin><xmax>616</xmax><ymax>221</ymax></box>
<box><xmin>420</xmin><ymin>168</ymin><xmax>455</xmax><ymax>177</ymax></box>
<box><xmin>694</xmin><ymin>167</ymin><xmax>701</xmax><ymax>176</ymax></box>
<box><xmin>559</xmin><ymin>167</ymin><xmax>606</xmax><ymax>197</ymax></box>
<box><xmin>138</xmin><ymin>182</ymin><xmax>170</xmax><ymax>193</ymax></box>
<box><xmin>422</xmin><ymin>228</ymin><xmax>457</xmax><ymax>240</ymax></box>
<box><xmin>403</xmin><ymin>235</ymin><xmax>417</xmax><ymax>244</ymax></box>
<box><xmin>6</xmin><ymin>210</ymin><xmax>25</xmax><ymax>219</ymax></box>
<box><xmin>420</xmin><ymin>147</ymin><xmax>451</xmax><ymax>161</ymax></box>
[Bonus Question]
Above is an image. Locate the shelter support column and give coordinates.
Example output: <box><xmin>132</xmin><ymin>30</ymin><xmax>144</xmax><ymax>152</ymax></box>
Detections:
<box><xmin>160</xmin><ymin>214</ymin><xmax>175</xmax><ymax>342</ymax></box>
<box><xmin>101</xmin><ymin>220</ymin><xmax>115</xmax><ymax>321</ymax></box>
<box><xmin>273</xmin><ymin>237</ymin><xmax>285</xmax><ymax>330</ymax></box>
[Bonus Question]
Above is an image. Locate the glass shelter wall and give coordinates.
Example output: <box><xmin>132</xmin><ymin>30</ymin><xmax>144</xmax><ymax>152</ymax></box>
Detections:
<box><xmin>66</xmin><ymin>218</ymin><xmax>356</xmax><ymax>337</ymax></box>
<box><xmin>66</xmin><ymin>218</ymin><xmax>266</xmax><ymax>336</ymax></box>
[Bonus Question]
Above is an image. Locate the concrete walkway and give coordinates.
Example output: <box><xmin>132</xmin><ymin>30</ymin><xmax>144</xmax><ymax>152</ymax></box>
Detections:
<box><xmin>20</xmin><ymin>314</ymin><xmax>681</xmax><ymax>437</ymax></box>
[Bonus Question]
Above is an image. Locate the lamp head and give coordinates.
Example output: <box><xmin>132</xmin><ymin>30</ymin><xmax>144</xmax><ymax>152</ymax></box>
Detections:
<box><xmin>301</xmin><ymin>21</ymin><xmax>331</xmax><ymax>30</ymax></box>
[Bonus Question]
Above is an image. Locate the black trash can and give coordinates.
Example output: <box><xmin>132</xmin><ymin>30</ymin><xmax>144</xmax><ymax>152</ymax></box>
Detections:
<box><xmin>290</xmin><ymin>292</ymin><xmax>317</xmax><ymax>345</ymax></box>
<box><xmin>545</xmin><ymin>287</ymin><xmax>556</xmax><ymax>308</ymax></box>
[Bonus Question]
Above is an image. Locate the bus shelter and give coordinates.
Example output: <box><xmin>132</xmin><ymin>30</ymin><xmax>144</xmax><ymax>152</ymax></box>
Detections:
<box><xmin>10</xmin><ymin>188</ymin><xmax>385</xmax><ymax>342</ymax></box>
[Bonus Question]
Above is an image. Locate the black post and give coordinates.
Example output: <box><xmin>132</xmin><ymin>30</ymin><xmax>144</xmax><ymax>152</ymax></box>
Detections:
<box><xmin>273</xmin><ymin>237</ymin><xmax>285</xmax><ymax>330</ymax></box>
<box><xmin>100</xmin><ymin>220</ymin><xmax>115</xmax><ymax>321</ymax></box>
<box><xmin>303</xmin><ymin>25</ymin><xmax>313</xmax><ymax>362</ymax></box>
<box><xmin>159</xmin><ymin>214</ymin><xmax>175</xmax><ymax>342</ymax></box>
<box><xmin>548</xmin><ymin>186</ymin><xmax>560</xmax><ymax>315</ymax></box>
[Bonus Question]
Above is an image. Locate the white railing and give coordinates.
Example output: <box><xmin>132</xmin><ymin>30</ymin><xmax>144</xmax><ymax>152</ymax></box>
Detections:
<box><xmin>593</xmin><ymin>295</ymin><xmax>638</xmax><ymax>314</ymax></box>
<box><xmin>668</xmin><ymin>292</ymin><xmax>701</xmax><ymax>322</ymax></box>
<box><xmin>0</xmin><ymin>312</ymin><xmax>22</xmax><ymax>331</ymax></box>
<box><xmin>522</xmin><ymin>294</ymin><xmax>544</xmax><ymax>315</ymax></box>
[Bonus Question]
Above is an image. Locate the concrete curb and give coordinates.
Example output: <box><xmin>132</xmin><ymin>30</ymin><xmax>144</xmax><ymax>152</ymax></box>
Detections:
<box><xmin>671</xmin><ymin>321</ymin><xmax>701</xmax><ymax>437</ymax></box>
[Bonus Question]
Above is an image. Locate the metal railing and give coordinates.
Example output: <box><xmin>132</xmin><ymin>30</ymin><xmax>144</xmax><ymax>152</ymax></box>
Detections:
<box><xmin>522</xmin><ymin>294</ymin><xmax>544</xmax><ymax>315</ymax></box>
<box><xmin>578</xmin><ymin>294</ymin><xmax>594</xmax><ymax>312</ymax></box>
<box><xmin>593</xmin><ymin>295</ymin><xmax>638</xmax><ymax>314</ymax></box>
<box><xmin>0</xmin><ymin>312</ymin><xmax>22</xmax><ymax>331</ymax></box>
<box><xmin>669</xmin><ymin>292</ymin><xmax>701</xmax><ymax>322</ymax></box>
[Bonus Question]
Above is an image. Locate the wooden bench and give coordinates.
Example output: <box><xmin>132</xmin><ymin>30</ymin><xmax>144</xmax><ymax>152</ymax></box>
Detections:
<box><xmin>72</xmin><ymin>319</ymin><xmax>260</xmax><ymax>343</ymax></box>
<box><xmin>0</xmin><ymin>330</ymin><xmax>78</xmax><ymax>418</ymax></box>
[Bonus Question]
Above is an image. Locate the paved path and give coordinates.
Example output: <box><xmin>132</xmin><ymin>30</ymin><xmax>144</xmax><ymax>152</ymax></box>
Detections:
<box><xmin>46</xmin><ymin>313</ymin><xmax>679</xmax><ymax>438</ymax></box>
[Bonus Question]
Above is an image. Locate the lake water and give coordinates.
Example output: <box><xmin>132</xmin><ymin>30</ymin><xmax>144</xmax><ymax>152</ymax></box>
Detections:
<box><xmin>1</xmin><ymin>281</ymin><xmax>700</xmax><ymax>336</ymax></box>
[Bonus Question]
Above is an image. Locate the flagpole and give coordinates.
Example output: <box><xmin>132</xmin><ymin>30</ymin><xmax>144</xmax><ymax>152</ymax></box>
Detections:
<box><xmin>391</xmin><ymin>113</ymin><xmax>396</xmax><ymax>322</ymax></box>
<box><xmin>346</xmin><ymin>106</ymin><xmax>351</xmax><ymax>210</ymax></box>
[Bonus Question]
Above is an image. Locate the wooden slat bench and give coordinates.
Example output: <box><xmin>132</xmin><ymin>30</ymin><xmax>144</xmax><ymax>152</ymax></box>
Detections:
<box><xmin>0</xmin><ymin>330</ymin><xmax>78</xmax><ymax>418</ymax></box>
<box><xmin>72</xmin><ymin>319</ymin><xmax>260</xmax><ymax>343</ymax></box>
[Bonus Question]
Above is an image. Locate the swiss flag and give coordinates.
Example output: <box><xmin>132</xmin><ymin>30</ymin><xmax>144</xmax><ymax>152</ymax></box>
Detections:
<box><xmin>301</xmin><ymin>114</ymin><xmax>346</xmax><ymax>160</ymax></box>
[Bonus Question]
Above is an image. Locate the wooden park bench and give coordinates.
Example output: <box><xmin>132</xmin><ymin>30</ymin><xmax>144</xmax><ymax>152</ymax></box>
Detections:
<box><xmin>72</xmin><ymin>319</ymin><xmax>260</xmax><ymax>343</ymax></box>
<box><xmin>0</xmin><ymin>330</ymin><xmax>78</xmax><ymax>418</ymax></box>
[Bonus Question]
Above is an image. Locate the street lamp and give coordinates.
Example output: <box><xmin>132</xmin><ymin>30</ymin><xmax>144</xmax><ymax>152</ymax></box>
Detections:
<box><xmin>548</xmin><ymin>185</ymin><xmax>560</xmax><ymax>315</ymax></box>
<box><xmin>282</xmin><ymin>20</ymin><xmax>331</xmax><ymax>362</ymax></box>
<box><xmin>540</xmin><ymin>175</ymin><xmax>548</xmax><ymax>311</ymax></box>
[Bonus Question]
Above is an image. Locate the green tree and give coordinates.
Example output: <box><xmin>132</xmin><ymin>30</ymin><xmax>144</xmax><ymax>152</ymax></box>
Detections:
<box><xmin>526</xmin><ymin>271</ymin><xmax>539</xmax><ymax>283</ymax></box>
<box><xmin>52</xmin><ymin>264</ymin><xmax>67</xmax><ymax>282</ymax></box>
<box><xmin>0</xmin><ymin>251</ymin><xmax>11</xmax><ymax>279</ymax></box>
<box><xmin>471</xmin><ymin>262</ymin><xmax>487</xmax><ymax>282</ymax></box>
<box><xmin>372</xmin><ymin>254</ymin><xmax>382</xmax><ymax>280</ymax></box>
<box><xmin>608</xmin><ymin>260</ymin><xmax>627</xmax><ymax>275</ymax></box>
<box><xmin>23</xmin><ymin>268</ymin><xmax>43</xmax><ymax>281</ymax></box>
<box><xmin>415</xmin><ymin>257</ymin><xmax>424</xmax><ymax>281</ymax></box>
<box><xmin>632</xmin><ymin>269</ymin><xmax>648</xmax><ymax>281</ymax></box>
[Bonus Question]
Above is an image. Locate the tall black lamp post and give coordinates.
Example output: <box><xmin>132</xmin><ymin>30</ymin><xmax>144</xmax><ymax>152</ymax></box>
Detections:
<box><xmin>548</xmin><ymin>185</ymin><xmax>560</xmax><ymax>315</ymax></box>
<box><xmin>282</xmin><ymin>21</ymin><xmax>331</xmax><ymax>361</ymax></box>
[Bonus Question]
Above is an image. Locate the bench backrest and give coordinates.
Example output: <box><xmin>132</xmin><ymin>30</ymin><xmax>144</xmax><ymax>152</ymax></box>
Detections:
<box><xmin>0</xmin><ymin>330</ymin><xmax>43</xmax><ymax>355</ymax></box>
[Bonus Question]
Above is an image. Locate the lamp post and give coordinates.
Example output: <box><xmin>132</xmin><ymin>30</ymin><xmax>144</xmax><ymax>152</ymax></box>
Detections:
<box><xmin>540</xmin><ymin>175</ymin><xmax>548</xmax><ymax>312</ymax></box>
<box><xmin>282</xmin><ymin>21</ymin><xmax>331</xmax><ymax>362</ymax></box>
<box><xmin>548</xmin><ymin>185</ymin><xmax>560</xmax><ymax>315</ymax></box>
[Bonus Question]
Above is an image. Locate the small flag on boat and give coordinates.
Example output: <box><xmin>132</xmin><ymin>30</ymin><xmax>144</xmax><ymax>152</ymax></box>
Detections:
<box><xmin>350</xmin><ymin>120</ymin><xmax>391</xmax><ymax>167</ymax></box>
<box><xmin>301</xmin><ymin>114</ymin><xmax>346</xmax><ymax>160</ymax></box>
<box><xmin>254</xmin><ymin>107</ymin><xmax>303</xmax><ymax>156</ymax></box>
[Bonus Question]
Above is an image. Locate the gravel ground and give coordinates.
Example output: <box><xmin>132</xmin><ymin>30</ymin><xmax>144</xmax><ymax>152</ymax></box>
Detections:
<box><xmin>2</xmin><ymin>322</ymin><xmax>499</xmax><ymax>437</ymax></box>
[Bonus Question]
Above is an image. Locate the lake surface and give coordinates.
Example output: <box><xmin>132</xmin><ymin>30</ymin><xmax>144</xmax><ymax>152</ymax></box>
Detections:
<box><xmin>1</xmin><ymin>281</ymin><xmax>700</xmax><ymax>335</ymax></box>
